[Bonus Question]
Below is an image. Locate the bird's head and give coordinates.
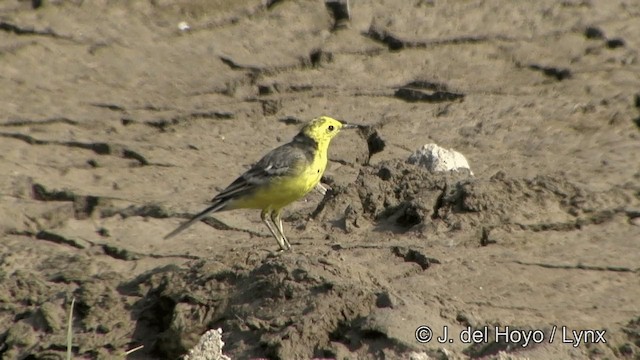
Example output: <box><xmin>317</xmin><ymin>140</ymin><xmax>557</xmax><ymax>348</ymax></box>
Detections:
<box><xmin>300</xmin><ymin>116</ymin><xmax>358</xmax><ymax>143</ymax></box>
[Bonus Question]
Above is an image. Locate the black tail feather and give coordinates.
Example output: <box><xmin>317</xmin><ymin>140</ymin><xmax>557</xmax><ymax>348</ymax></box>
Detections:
<box><xmin>163</xmin><ymin>202</ymin><xmax>226</xmax><ymax>239</ymax></box>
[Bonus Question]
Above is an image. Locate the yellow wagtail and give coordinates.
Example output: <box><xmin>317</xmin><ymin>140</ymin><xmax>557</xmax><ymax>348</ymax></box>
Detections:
<box><xmin>164</xmin><ymin>116</ymin><xmax>358</xmax><ymax>250</ymax></box>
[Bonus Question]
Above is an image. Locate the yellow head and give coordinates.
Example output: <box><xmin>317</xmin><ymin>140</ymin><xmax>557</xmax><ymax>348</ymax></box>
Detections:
<box><xmin>300</xmin><ymin>116</ymin><xmax>357</xmax><ymax>145</ymax></box>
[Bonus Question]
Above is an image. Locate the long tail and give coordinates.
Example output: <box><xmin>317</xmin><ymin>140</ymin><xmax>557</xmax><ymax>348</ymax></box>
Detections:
<box><xmin>163</xmin><ymin>202</ymin><xmax>226</xmax><ymax>239</ymax></box>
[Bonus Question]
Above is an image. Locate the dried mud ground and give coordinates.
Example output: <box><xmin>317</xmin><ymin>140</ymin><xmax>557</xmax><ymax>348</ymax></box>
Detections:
<box><xmin>1</xmin><ymin>1</ymin><xmax>640</xmax><ymax>359</ymax></box>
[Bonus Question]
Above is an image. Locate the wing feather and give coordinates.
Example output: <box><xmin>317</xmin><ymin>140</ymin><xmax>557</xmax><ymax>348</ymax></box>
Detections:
<box><xmin>210</xmin><ymin>143</ymin><xmax>308</xmax><ymax>203</ymax></box>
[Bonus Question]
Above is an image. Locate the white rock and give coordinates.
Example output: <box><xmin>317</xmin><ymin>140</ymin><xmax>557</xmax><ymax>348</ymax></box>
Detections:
<box><xmin>184</xmin><ymin>328</ymin><xmax>230</xmax><ymax>360</ymax></box>
<box><xmin>407</xmin><ymin>144</ymin><xmax>473</xmax><ymax>175</ymax></box>
<box><xmin>408</xmin><ymin>351</ymin><xmax>433</xmax><ymax>360</ymax></box>
<box><xmin>178</xmin><ymin>21</ymin><xmax>191</xmax><ymax>31</ymax></box>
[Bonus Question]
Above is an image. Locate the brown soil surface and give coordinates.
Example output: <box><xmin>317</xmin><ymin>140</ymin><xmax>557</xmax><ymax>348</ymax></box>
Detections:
<box><xmin>1</xmin><ymin>1</ymin><xmax>639</xmax><ymax>359</ymax></box>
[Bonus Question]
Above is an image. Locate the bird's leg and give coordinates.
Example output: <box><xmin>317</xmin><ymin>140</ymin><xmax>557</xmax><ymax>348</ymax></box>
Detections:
<box><xmin>271</xmin><ymin>209</ymin><xmax>291</xmax><ymax>251</ymax></box>
<box><xmin>314</xmin><ymin>183</ymin><xmax>328</xmax><ymax>196</ymax></box>
<box><xmin>261</xmin><ymin>209</ymin><xmax>288</xmax><ymax>251</ymax></box>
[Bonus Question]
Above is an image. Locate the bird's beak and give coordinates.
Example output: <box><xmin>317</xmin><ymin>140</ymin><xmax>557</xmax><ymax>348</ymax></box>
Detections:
<box><xmin>336</xmin><ymin>118</ymin><xmax>364</xmax><ymax>129</ymax></box>
<box><xmin>342</xmin><ymin>123</ymin><xmax>363</xmax><ymax>129</ymax></box>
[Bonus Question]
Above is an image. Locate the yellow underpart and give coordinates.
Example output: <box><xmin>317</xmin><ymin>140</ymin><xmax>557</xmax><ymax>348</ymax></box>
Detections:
<box><xmin>230</xmin><ymin>142</ymin><xmax>327</xmax><ymax>211</ymax></box>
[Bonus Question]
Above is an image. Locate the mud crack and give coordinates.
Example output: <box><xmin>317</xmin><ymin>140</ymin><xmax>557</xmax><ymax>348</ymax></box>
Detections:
<box><xmin>365</xmin><ymin>24</ymin><xmax>512</xmax><ymax>51</ymax></box>
<box><xmin>0</xmin><ymin>132</ymin><xmax>152</xmax><ymax>166</ymax></box>
<box><xmin>32</xmin><ymin>183</ymin><xmax>101</xmax><ymax>220</ymax></box>
<box><xmin>7</xmin><ymin>229</ymin><xmax>91</xmax><ymax>249</ymax></box>
<box><xmin>146</xmin><ymin>110</ymin><xmax>235</xmax><ymax>131</ymax></box>
<box><xmin>394</xmin><ymin>80</ymin><xmax>465</xmax><ymax>103</ymax></box>
<box><xmin>391</xmin><ymin>246</ymin><xmax>440</xmax><ymax>270</ymax></box>
<box><xmin>0</xmin><ymin>21</ymin><xmax>65</xmax><ymax>39</ymax></box>
<box><xmin>511</xmin><ymin>260</ymin><xmax>638</xmax><ymax>273</ymax></box>
<box><xmin>525</xmin><ymin>63</ymin><xmax>572</xmax><ymax>81</ymax></box>
<box><xmin>0</xmin><ymin>117</ymin><xmax>79</xmax><ymax>127</ymax></box>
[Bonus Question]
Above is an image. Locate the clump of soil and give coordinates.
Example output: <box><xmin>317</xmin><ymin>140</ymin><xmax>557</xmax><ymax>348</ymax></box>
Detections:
<box><xmin>315</xmin><ymin>159</ymin><xmax>634</xmax><ymax>245</ymax></box>
<box><xmin>129</xmin><ymin>253</ymin><xmax>426</xmax><ymax>359</ymax></box>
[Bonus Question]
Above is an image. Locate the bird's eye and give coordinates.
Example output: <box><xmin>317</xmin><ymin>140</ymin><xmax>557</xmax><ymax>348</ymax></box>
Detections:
<box><xmin>328</xmin><ymin>125</ymin><xmax>335</xmax><ymax>131</ymax></box>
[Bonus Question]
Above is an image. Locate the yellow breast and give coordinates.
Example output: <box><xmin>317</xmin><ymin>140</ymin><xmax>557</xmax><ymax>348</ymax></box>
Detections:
<box><xmin>305</xmin><ymin>147</ymin><xmax>327</xmax><ymax>191</ymax></box>
<box><xmin>233</xmin><ymin>149</ymin><xmax>328</xmax><ymax>211</ymax></box>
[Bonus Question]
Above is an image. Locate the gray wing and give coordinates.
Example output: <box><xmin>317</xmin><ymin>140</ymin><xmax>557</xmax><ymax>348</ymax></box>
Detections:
<box><xmin>211</xmin><ymin>143</ymin><xmax>309</xmax><ymax>203</ymax></box>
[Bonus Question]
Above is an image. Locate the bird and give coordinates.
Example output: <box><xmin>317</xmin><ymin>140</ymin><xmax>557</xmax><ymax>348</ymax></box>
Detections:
<box><xmin>164</xmin><ymin>116</ymin><xmax>359</xmax><ymax>251</ymax></box>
